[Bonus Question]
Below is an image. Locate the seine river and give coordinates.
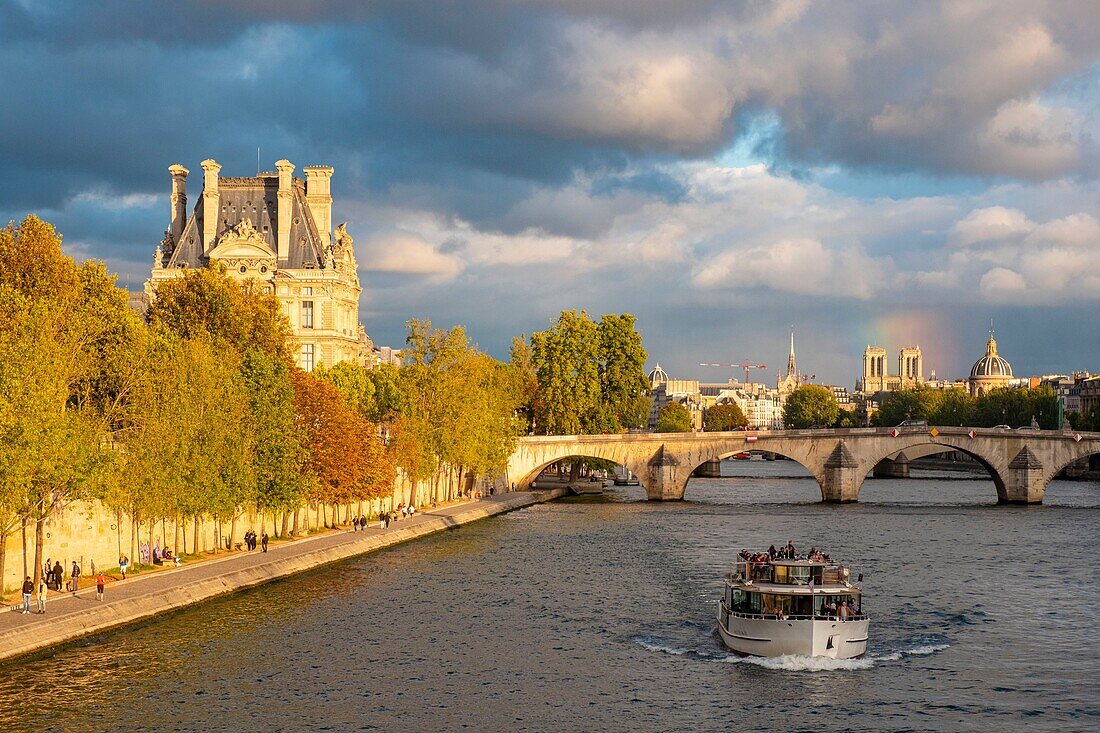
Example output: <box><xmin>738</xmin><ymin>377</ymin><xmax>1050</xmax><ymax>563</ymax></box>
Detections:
<box><xmin>1</xmin><ymin>460</ymin><xmax>1098</xmax><ymax>732</ymax></box>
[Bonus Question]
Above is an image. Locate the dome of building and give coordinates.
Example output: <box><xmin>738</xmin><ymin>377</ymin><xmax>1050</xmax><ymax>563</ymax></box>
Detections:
<box><xmin>969</xmin><ymin>334</ymin><xmax>1013</xmax><ymax>379</ymax></box>
<box><xmin>648</xmin><ymin>362</ymin><xmax>669</xmax><ymax>387</ymax></box>
<box><xmin>968</xmin><ymin>329</ymin><xmax>1013</xmax><ymax>396</ymax></box>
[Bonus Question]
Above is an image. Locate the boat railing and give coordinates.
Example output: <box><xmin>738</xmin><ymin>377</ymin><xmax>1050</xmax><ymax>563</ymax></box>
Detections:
<box><xmin>727</xmin><ymin>560</ymin><xmax>863</xmax><ymax>587</ymax></box>
<box><xmin>724</xmin><ymin>608</ymin><xmax>869</xmax><ymax>622</ymax></box>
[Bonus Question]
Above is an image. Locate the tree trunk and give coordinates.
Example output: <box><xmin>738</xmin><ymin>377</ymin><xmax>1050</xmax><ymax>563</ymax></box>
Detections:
<box><xmin>280</xmin><ymin>511</ymin><xmax>289</xmax><ymax>538</ymax></box>
<box><xmin>21</xmin><ymin>516</ymin><xmax>29</xmax><ymax>581</ymax></box>
<box><xmin>0</xmin><ymin>530</ymin><xmax>8</xmax><ymax>601</ymax></box>
<box><xmin>194</xmin><ymin>515</ymin><xmax>200</xmax><ymax>554</ymax></box>
<box><xmin>230</xmin><ymin>515</ymin><xmax>238</xmax><ymax>551</ymax></box>
<box><xmin>182</xmin><ymin>520</ymin><xmax>187</xmax><ymax>556</ymax></box>
<box><xmin>130</xmin><ymin>509</ymin><xmax>138</xmax><ymax>565</ymax></box>
<box><xmin>33</xmin><ymin>514</ymin><xmax>46</xmax><ymax>587</ymax></box>
<box><xmin>292</xmin><ymin>508</ymin><xmax>300</xmax><ymax>536</ymax></box>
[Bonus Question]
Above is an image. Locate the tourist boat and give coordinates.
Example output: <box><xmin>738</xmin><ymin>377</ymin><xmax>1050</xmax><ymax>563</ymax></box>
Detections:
<box><xmin>716</xmin><ymin>552</ymin><xmax>868</xmax><ymax>659</ymax></box>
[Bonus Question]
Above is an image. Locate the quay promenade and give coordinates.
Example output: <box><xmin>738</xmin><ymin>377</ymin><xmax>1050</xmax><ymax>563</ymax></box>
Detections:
<box><xmin>0</xmin><ymin>488</ymin><xmax>566</xmax><ymax>664</ymax></box>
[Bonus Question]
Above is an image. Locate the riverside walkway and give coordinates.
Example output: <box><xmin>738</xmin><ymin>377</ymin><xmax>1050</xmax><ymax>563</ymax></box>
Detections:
<box><xmin>0</xmin><ymin>488</ymin><xmax>566</xmax><ymax>664</ymax></box>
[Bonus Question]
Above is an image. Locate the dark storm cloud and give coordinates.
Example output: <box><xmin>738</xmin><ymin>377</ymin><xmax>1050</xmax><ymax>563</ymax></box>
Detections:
<box><xmin>2</xmin><ymin>0</ymin><xmax>1099</xmax><ymax>376</ymax></box>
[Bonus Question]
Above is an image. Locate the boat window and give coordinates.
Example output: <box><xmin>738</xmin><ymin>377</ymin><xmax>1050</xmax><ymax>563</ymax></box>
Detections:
<box><xmin>787</xmin><ymin>565</ymin><xmax>811</xmax><ymax>584</ymax></box>
<box><xmin>791</xmin><ymin>595</ymin><xmax>813</xmax><ymax>616</ymax></box>
<box><xmin>761</xmin><ymin>594</ymin><xmax>792</xmax><ymax>617</ymax></box>
<box><xmin>773</xmin><ymin>565</ymin><xmax>788</xmax><ymax>584</ymax></box>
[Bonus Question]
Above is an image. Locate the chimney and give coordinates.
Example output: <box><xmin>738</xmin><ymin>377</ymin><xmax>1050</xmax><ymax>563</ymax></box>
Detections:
<box><xmin>200</xmin><ymin>158</ymin><xmax>221</xmax><ymax>255</ymax></box>
<box><xmin>275</xmin><ymin>159</ymin><xmax>295</xmax><ymax>261</ymax></box>
<box><xmin>303</xmin><ymin>165</ymin><xmax>334</xmax><ymax>244</ymax></box>
<box><xmin>168</xmin><ymin>163</ymin><xmax>189</xmax><ymax>242</ymax></box>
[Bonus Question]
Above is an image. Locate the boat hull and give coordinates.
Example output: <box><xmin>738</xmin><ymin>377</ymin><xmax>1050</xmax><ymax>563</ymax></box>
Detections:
<box><xmin>717</xmin><ymin>603</ymin><xmax>869</xmax><ymax>659</ymax></box>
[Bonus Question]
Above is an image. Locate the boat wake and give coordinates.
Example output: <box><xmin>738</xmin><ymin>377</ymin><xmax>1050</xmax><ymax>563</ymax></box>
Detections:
<box><xmin>632</xmin><ymin>635</ymin><xmax>948</xmax><ymax>671</ymax></box>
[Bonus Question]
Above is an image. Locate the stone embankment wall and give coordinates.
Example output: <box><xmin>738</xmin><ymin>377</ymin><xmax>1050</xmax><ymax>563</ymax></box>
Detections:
<box><xmin>0</xmin><ymin>488</ymin><xmax>568</xmax><ymax>663</ymax></box>
<box><xmin>1</xmin><ymin>474</ymin><xmax>482</xmax><ymax>596</ymax></box>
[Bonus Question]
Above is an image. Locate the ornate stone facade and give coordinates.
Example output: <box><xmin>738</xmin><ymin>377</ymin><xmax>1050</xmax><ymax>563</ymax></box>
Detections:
<box><xmin>145</xmin><ymin>159</ymin><xmax>372</xmax><ymax>370</ymax></box>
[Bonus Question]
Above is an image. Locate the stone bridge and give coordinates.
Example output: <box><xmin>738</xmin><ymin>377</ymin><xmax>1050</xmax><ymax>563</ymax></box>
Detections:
<box><xmin>503</xmin><ymin>427</ymin><xmax>1100</xmax><ymax>504</ymax></box>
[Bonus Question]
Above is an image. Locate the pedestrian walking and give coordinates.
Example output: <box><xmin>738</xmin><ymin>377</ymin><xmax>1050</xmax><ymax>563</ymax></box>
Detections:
<box><xmin>359</xmin><ymin>515</ymin><xmax>367</xmax><ymax>530</ymax></box>
<box><xmin>21</xmin><ymin>576</ymin><xmax>33</xmax><ymax>614</ymax></box>
<box><xmin>36</xmin><ymin>576</ymin><xmax>47</xmax><ymax>614</ymax></box>
<box><xmin>352</xmin><ymin>516</ymin><xmax>359</xmax><ymax>532</ymax></box>
<box><xmin>261</xmin><ymin>532</ymin><xmax>269</xmax><ymax>553</ymax></box>
<box><xmin>70</xmin><ymin>561</ymin><xmax>81</xmax><ymax>596</ymax></box>
<box><xmin>95</xmin><ymin>573</ymin><xmax>105</xmax><ymax>602</ymax></box>
<box><xmin>52</xmin><ymin>561</ymin><xmax>63</xmax><ymax>591</ymax></box>
<box><xmin>119</xmin><ymin>553</ymin><xmax>129</xmax><ymax>580</ymax></box>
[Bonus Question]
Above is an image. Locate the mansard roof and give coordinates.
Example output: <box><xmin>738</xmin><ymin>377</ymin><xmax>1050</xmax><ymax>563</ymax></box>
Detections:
<box><xmin>162</xmin><ymin>174</ymin><xmax>325</xmax><ymax>270</ymax></box>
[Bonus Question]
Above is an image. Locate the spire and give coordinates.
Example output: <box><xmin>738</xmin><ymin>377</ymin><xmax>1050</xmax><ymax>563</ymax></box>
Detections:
<box><xmin>786</xmin><ymin>327</ymin><xmax>797</xmax><ymax>379</ymax></box>
<box><xmin>986</xmin><ymin>320</ymin><xmax>998</xmax><ymax>356</ymax></box>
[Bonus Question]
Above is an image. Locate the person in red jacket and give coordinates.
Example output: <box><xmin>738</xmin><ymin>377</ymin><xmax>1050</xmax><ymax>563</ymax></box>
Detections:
<box><xmin>95</xmin><ymin>573</ymin><xmax>105</xmax><ymax>602</ymax></box>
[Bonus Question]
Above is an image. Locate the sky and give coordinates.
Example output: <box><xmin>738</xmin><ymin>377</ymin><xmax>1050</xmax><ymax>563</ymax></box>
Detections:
<box><xmin>1</xmin><ymin>0</ymin><xmax>1098</xmax><ymax>387</ymax></box>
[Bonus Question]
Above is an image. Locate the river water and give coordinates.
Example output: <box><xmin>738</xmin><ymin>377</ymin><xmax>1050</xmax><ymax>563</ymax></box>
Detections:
<box><xmin>1</xmin><ymin>460</ymin><xmax>1098</xmax><ymax>732</ymax></box>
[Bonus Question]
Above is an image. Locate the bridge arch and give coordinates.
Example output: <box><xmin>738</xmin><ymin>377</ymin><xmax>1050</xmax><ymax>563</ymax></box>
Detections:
<box><xmin>684</xmin><ymin>449</ymin><xmax>824</xmax><ymax>501</ymax></box>
<box><xmin>862</xmin><ymin>440</ymin><xmax>1009</xmax><ymax>502</ymax></box>
<box><xmin>1048</xmin><ymin>444</ymin><xmax>1100</xmax><ymax>487</ymax></box>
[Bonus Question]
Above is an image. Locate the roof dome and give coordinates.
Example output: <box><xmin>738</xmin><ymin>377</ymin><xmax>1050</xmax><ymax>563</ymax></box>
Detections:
<box><xmin>648</xmin><ymin>362</ymin><xmax>669</xmax><ymax>386</ymax></box>
<box><xmin>969</xmin><ymin>331</ymin><xmax>1012</xmax><ymax>379</ymax></box>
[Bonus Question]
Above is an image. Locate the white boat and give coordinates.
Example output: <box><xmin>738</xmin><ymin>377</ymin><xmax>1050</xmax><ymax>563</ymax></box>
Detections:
<box><xmin>716</xmin><ymin>552</ymin><xmax>868</xmax><ymax>659</ymax></box>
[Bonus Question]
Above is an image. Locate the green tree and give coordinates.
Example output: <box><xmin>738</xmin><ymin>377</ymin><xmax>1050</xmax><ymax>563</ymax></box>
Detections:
<box><xmin>509</xmin><ymin>335</ymin><xmax>539</xmax><ymax>434</ymax></box>
<box><xmin>971</xmin><ymin>386</ymin><xmax>1058</xmax><ymax>428</ymax></box>
<box><xmin>704</xmin><ymin>403</ymin><xmax>748</xmax><ymax>431</ymax></box>
<box><xmin>834</xmin><ymin>407</ymin><xmax>860</xmax><ymax>428</ymax></box>
<box><xmin>782</xmin><ymin>385</ymin><xmax>839</xmax><ymax>428</ymax></box>
<box><xmin>931</xmin><ymin>389</ymin><xmax>975</xmax><ymax>426</ymax></box>
<box><xmin>597</xmin><ymin>313</ymin><xmax>649</xmax><ymax>430</ymax></box>
<box><xmin>530</xmin><ymin>310</ymin><xmax>603</xmax><ymax>435</ymax></box>
<box><xmin>656</xmin><ymin>402</ymin><xmax>694</xmax><ymax>432</ymax></box>
<box><xmin>621</xmin><ymin>393</ymin><xmax>654</xmax><ymax>431</ymax></box>
<box><xmin>876</xmin><ymin>387</ymin><xmax>942</xmax><ymax>426</ymax></box>
<box><xmin>241</xmin><ymin>350</ymin><xmax>308</xmax><ymax>535</ymax></box>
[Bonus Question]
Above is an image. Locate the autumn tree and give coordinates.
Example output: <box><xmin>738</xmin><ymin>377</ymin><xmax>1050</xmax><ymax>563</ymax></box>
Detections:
<box><xmin>0</xmin><ymin>217</ymin><xmax>117</xmax><ymax>585</ymax></box>
<box><xmin>146</xmin><ymin>265</ymin><xmax>291</xmax><ymax>361</ymax></box>
<box><xmin>293</xmin><ymin>370</ymin><xmax>391</xmax><ymax>525</ymax></box>
<box><xmin>402</xmin><ymin>320</ymin><xmax>522</xmax><ymax>498</ymax></box>
<box><xmin>782</xmin><ymin>385</ymin><xmax>839</xmax><ymax>428</ymax></box>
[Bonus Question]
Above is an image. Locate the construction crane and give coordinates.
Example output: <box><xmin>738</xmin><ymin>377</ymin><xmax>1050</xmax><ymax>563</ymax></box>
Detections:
<box><xmin>699</xmin><ymin>360</ymin><xmax>768</xmax><ymax>384</ymax></box>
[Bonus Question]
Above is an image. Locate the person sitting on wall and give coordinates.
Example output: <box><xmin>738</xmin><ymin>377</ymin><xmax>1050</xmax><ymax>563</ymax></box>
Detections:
<box><xmin>152</xmin><ymin>548</ymin><xmax>162</xmax><ymax>565</ymax></box>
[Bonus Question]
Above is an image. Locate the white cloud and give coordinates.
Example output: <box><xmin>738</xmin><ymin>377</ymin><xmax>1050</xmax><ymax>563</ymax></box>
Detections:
<box><xmin>979</xmin><ymin>267</ymin><xmax>1028</xmax><ymax>300</ymax></box>
<box><xmin>360</xmin><ymin>233</ymin><xmax>463</xmax><ymax>278</ymax></box>
<box><xmin>950</xmin><ymin>206</ymin><xmax>1035</xmax><ymax>247</ymax></box>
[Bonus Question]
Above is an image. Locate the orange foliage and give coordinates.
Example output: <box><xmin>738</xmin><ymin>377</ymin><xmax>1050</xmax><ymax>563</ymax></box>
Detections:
<box><xmin>291</xmin><ymin>369</ymin><xmax>393</xmax><ymax>504</ymax></box>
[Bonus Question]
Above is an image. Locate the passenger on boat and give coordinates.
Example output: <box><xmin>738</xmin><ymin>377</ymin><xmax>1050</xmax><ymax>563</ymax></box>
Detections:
<box><xmin>767</xmin><ymin>544</ymin><xmax>778</xmax><ymax>559</ymax></box>
<box><xmin>784</xmin><ymin>540</ymin><xmax>797</xmax><ymax>559</ymax></box>
<box><xmin>839</xmin><ymin>600</ymin><xmax>851</xmax><ymax>621</ymax></box>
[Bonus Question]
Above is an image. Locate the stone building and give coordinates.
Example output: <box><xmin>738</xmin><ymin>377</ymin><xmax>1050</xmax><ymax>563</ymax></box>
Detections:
<box><xmin>146</xmin><ymin>159</ymin><xmax>372</xmax><ymax>371</ymax></box>
<box><xmin>968</xmin><ymin>329</ymin><xmax>1013</xmax><ymax>396</ymax></box>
